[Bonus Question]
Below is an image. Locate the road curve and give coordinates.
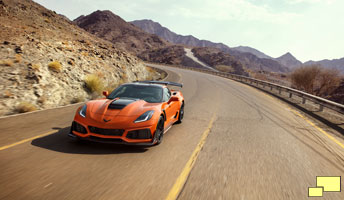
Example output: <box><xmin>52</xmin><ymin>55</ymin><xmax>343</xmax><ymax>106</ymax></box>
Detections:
<box><xmin>0</xmin><ymin>65</ymin><xmax>344</xmax><ymax>200</ymax></box>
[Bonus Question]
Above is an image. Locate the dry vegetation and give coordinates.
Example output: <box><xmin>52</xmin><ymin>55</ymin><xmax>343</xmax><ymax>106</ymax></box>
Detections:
<box><xmin>84</xmin><ymin>74</ymin><xmax>104</xmax><ymax>94</ymax></box>
<box><xmin>15</xmin><ymin>102</ymin><xmax>37</xmax><ymax>113</ymax></box>
<box><xmin>215</xmin><ymin>65</ymin><xmax>235</xmax><ymax>73</ymax></box>
<box><xmin>48</xmin><ymin>61</ymin><xmax>62</xmax><ymax>72</ymax></box>
<box><xmin>290</xmin><ymin>65</ymin><xmax>342</xmax><ymax>97</ymax></box>
<box><xmin>0</xmin><ymin>59</ymin><xmax>14</xmax><ymax>66</ymax></box>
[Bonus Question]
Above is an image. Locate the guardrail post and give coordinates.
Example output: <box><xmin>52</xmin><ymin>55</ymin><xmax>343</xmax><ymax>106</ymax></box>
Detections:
<box><xmin>319</xmin><ymin>105</ymin><xmax>324</xmax><ymax>112</ymax></box>
<box><xmin>289</xmin><ymin>93</ymin><xmax>292</xmax><ymax>98</ymax></box>
<box><xmin>302</xmin><ymin>98</ymin><xmax>306</xmax><ymax>104</ymax></box>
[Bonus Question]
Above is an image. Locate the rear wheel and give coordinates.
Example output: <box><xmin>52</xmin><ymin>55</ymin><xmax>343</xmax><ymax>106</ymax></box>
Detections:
<box><xmin>154</xmin><ymin>116</ymin><xmax>164</xmax><ymax>145</ymax></box>
<box><xmin>176</xmin><ymin>103</ymin><xmax>184</xmax><ymax>124</ymax></box>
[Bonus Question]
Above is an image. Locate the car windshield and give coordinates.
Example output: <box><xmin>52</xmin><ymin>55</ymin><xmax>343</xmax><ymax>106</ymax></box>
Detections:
<box><xmin>107</xmin><ymin>84</ymin><xmax>163</xmax><ymax>103</ymax></box>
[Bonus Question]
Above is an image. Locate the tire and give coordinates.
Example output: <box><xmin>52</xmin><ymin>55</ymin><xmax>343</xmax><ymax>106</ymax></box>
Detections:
<box><xmin>176</xmin><ymin>103</ymin><xmax>184</xmax><ymax>124</ymax></box>
<box><xmin>154</xmin><ymin>116</ymin><xmax>164</xmax><ymax>145</ymax></box>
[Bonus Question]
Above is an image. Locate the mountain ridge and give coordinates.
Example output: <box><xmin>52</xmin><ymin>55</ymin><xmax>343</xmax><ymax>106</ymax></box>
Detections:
<box><xmin>74</xmin><ymin>11</ymin><xmax>171</xmax><ymax>55</ymax></box>
<box><xmin>131</xmin><ymin>19</ymin><xmax>288</xmax><ymax>72</ymax></box>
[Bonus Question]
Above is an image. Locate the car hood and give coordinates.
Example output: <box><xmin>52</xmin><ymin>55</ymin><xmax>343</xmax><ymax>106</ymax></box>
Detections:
<box><xmin>87</xmin><ymin>98</ymin><xmax>158</xmax><ymax>119</ymax></box>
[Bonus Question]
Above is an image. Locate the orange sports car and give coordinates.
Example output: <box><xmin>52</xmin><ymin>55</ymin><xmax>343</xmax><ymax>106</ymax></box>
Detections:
<box><xmin>69</xmin><ymin>81</ymin><xmax>184</xmax><ymax>145</ymax></box>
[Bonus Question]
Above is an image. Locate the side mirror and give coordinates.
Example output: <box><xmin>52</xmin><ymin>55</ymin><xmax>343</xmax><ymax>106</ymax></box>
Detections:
<box><xmin>168</xmin><ymin>96</ymin><xmax>179</xmax><ymax>104</ymax></box>
<box><xmin>102</xmin><ymin>91</ymin><xmax>109</xmax><ymax>97</ymax></box>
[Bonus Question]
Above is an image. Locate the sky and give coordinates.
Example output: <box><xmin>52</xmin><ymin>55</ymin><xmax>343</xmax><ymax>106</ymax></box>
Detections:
<box><xmin>34</xmin><ymin>0</ymin><xmax>344</xmax><ymax>62</ymax></box>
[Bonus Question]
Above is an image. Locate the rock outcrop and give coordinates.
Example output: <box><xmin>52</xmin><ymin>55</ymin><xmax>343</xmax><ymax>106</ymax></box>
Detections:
<box><xmin>0</xmin><ymin>0</ymin><xmax>152</xmax><ymax>116</ymax></box>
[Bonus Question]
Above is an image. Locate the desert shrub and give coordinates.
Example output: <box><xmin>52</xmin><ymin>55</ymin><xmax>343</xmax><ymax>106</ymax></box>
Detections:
<box><xmin>71</xmin><ymin>96</ymin><xmax>85</xmax><ymax>104</ymax></box>
<box><xmin>215</xmin><ymin>65</ymin><xmax>234</xmax><ymax>73</ymax></box>
<box><xmin>32</xmin><ymin>63</ymin><xmax>40</xmax><ymax>71</ymax></box>
<box><xmin>0</xmin><ymin>60</ymin><xmax>13</xmax><ymax>66</ymax></box>
<box><xmin>290</xmin><ymin>65</ymin><xmax>320</xmax><ymax>94</ymax></box>
<box><xmin>315</xmin><ymin>68</ymin><xmax>341</xmax><ymax>96</ymax></box>
<box><xmin>14</xmin><ymin>54</ymin><xmax>22</xmax><ymax>63</ymax></box>
<box><xmin>15</xmin><ymin>102</ymin><xmax>37</xmax><ymax>113</ymax></box>
<box><xmin>104</xmin><ymin>82</ymin><xmax>120</xmax><ymax>93</ymax></box>
<box><xmin>84</xmin><ymin>74</ymin><xmax>104</xmax><ymax>94</ymax></box>
<box><xmin>37</xmin><ymin>96</ymin><xmax>46</xmax><ymax>104</ymax></box>
<box><xmin>48</xmin><ymin>61</ymin><xmax>62</xmax><ymax>72</ymax></box>
<box><xmin>290</xmin><ymin>65</ymin><xmax>341</xmax><ymax>96</ymax></box>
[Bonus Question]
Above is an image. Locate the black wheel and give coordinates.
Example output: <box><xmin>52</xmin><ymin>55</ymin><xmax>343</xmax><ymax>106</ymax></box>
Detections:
<box><xmin>176</xmin><ymin>103</ymin><xmax>184</xmax><ymax>124</ymax></box>
<box><xmin>154</xmin><ymin>116</ymin><xmax>164</xmax><ymax>145</ymax></box>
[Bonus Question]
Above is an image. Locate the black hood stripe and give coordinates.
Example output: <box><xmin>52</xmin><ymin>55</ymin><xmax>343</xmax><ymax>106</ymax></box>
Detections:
<box><xmin>108</xmin><ymin>98</ymin><xmax>138</xmax><ymax>110</ymax></box>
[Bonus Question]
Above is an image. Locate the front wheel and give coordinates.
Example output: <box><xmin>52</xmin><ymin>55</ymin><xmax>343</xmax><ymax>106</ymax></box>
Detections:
<box><xmin>154</xmin><ymin>116</ymin><xmax>164</xmax><ymax>145</ymax></box>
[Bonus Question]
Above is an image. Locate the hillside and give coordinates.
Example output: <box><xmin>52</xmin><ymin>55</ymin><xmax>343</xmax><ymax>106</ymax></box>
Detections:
<box><xmin>276</xmin><ymin>52</ymin><xmax>302</xmax><ymax>69</ymax></box>
<box><xmin>231</xmin><ymin>46</ymin><xmax>272</xmax><ymax>59</ymax></box>
<box><xmin>74</xmin><ymin>11</ymin><xmax>170</xmax><ymax>55</ymax></box>
<box><xmin>305</xmin><ymin>57</ymin><xmax>344</xmax><ymax>73</ymax></box>
<box><xmin>192</xmin><ymin>47</ymin><xmax>247</xmax><ymax>75</ymax></box>
<box><xmin>0</xmin><ymin>0</ymin><xmax>153</xmax><ymax>116</ymax></box>
<box><xmin>131</xmin><ymin>19</ymin><xmax>288</xmax><ymax>73</ymax></box>
<box><xmin>139</xmin><ymin>45</ymin><xmax>205</xmax><ymax>69</ymax></box>
<box><xmin>131</xmin><ymin>19</ymin><xmax>230</xmax><ymax>51</ymax></box>
<box><xmin>227</xmin><ymin>50</ymin><xmax>288</xmax><ymax>72</ymax></box>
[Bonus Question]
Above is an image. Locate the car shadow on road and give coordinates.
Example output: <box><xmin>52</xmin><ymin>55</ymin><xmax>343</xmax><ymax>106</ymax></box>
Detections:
<box><xmin>31</xmin><ymin>127</ymin><xmax>149</xmax><ymax>154</ymax></box>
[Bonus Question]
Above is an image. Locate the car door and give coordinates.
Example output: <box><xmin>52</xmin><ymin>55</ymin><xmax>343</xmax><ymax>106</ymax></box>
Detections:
<box><xmin>162</xmin><ymin>87</ymin><xmax>176</xmax><ymax>126</ymax></box>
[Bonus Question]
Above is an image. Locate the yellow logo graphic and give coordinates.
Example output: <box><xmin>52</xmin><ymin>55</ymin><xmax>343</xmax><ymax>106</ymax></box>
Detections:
<box><xmin>308</xmin><ymin>176</ymin><xmax>341</xmax><ymax>197</ymax></box>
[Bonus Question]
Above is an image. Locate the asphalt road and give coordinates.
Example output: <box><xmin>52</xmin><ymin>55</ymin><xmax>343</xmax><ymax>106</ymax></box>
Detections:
<box><xmin>0</xmin><ymin>65</ymin><xmax>344</xmax><ymax>200</ymax></box>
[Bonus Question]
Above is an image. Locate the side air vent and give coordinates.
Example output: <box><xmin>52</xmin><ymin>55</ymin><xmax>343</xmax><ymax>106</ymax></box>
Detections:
<box><xmin>108</xmin><ymin>99</ymin><xmax>137</xmax><ymax>110</ymax></box>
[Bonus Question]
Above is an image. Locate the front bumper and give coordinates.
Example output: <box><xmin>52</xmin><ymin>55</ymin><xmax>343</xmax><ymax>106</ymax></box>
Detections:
<box><xmin>69</xmin><ymin>120</ymin><xmax>156</xmax><ymax>145</ymax></box>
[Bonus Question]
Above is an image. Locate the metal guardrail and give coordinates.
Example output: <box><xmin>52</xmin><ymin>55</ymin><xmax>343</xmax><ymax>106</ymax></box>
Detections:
<box><xmin>150</xmin><ymin>63</ymin><xmax>344</xmax><ymax>115</ymax></box>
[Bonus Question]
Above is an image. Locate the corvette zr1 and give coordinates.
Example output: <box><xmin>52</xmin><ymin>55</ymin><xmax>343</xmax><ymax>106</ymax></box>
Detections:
<box><xmin>69</xmin><ymin>81</ymin><xmax>184</xmax><ymax>145</ymax></box>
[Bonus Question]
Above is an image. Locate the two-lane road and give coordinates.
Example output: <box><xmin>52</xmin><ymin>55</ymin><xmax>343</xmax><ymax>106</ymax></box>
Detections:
<box><xmin>0</xmin><ymin>65</ymin><xmax>343</xmax><ymax>199</ymax></box>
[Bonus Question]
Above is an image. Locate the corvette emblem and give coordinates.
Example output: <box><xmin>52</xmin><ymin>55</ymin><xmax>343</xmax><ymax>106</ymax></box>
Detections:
<box><xmin>103</xmin><ymin>118</ymin><xmax>111</xmax><ymax>122</ymax></box>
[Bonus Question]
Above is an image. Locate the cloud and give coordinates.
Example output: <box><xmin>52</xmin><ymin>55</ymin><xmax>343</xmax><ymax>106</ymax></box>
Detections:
<box><xmin>167</xmin><ymin>0</ymin><xmax>298</xmax><ymax>24</ymax></box>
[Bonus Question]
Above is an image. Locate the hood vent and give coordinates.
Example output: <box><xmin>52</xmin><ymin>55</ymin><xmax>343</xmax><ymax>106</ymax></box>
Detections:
<box><xmin>108</xmin><ymin>99</ymin><xmax>137</xmax><ymax>110</ymax></box>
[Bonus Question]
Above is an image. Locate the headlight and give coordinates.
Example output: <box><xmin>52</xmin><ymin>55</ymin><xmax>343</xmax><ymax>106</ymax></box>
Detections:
<box><xmin>79</xmin><ymin>104</ymin><xmax>87</xmax><ymax>118</ymax></box>
<box><xmin>134</xmin><ymin>110</ymin><xmax>155</xmax><ymax>123</ymax></box>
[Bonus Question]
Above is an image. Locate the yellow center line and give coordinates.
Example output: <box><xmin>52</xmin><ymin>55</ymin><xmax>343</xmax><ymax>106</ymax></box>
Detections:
<box><xmin>0</xmin><ymin>130</ymin><xmax>56</xmax><ymax>151</ymax></box>
<box><xmin>165</xmin><ymin>113</ymin><xmax>216</xmax><ymax>200</ymax></box>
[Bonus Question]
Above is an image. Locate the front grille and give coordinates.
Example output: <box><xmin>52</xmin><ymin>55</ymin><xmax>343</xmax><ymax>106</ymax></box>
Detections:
<box><xmin>72</xmin><ymin>121</ymin><xmax>87</xmax><ymax>134</ymax></box>
<box><xmin>126</xmin><ymin>129</ymin><xmax>152</xmax><ymax>139</ymax></box>
<box><xmin>88</xmin><ymin>126</ymin><xmax>124</xmax><ymax>136</ymax></box>
<box><xmin>89</xmin><ymin>136</ymin><xmax>123</xmax><ymax>143</ymax></box>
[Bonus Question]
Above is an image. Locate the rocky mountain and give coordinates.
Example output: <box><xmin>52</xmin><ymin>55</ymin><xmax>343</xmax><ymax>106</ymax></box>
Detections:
<box><xmin>276</xmin><ymin>52</ymin><xmax>302</xmax><ymax>69</ymax></box>
<box><xmin>192</xmin><ymin>47</ymin><xmax>247</xmax><ymax>75</ymax></box>
<box><xmin>74</xmin><ymin>11</ymin><xmax>170</xmax><ymax>55</ymax></box>
<box><xmin>0</xmin><ymin>0</ymin><xmax>153</xmax><ymax>116</ymax></box>
<box><xmin>227</xmin><ymin>49</ymin><xmax>287</xmax><ymax>72</ymax></box>
<box><xmin>139</xmin><ymin>45</ymin><xmax>205</xmax><ymax>69</ymax></box>
<box><xmin>304</xmin><ymin>57</ymin><xmax>344</xmax><ymax>73</ymax></box>
<box><xmin>231</xmin><ymin>46</ymin><xmax>272</xmax><ymax>59</ymax></box>
<box><xmin>131</xmin><ymin>19</ymin><xmax>288</xmax><ymax>73</ymax></box>
<box><xmin>131</xmin><ymin>19</ymin><xmax>230</xmax><ymax>51</ymax></box>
